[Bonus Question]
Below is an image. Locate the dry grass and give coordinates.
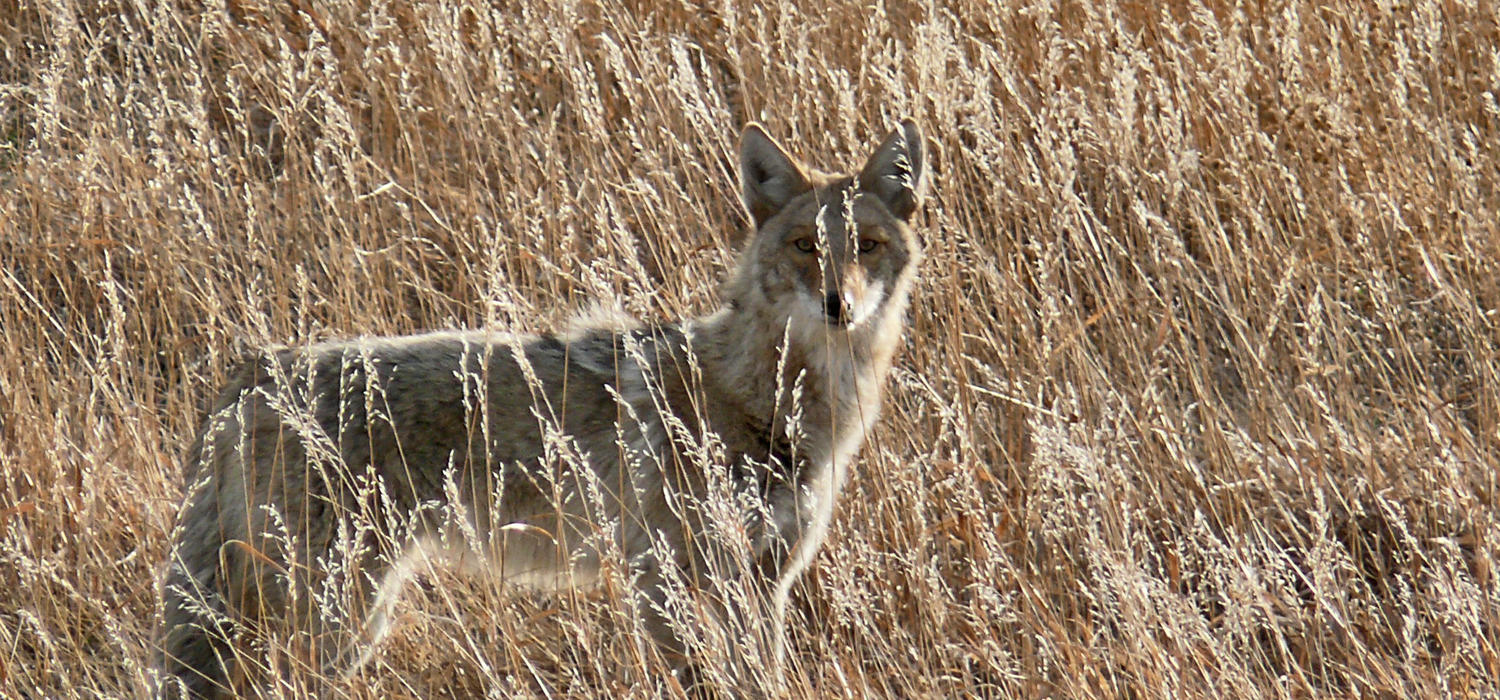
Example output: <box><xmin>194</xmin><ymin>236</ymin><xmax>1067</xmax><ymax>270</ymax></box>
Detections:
<box><xmin>3</xmin><ymin>0</ymin><xmax>1499</xmax><ymax>697</ymax></box>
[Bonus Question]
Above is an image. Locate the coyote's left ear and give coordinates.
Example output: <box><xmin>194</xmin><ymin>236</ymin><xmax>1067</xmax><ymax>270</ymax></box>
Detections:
<box><xmin>857</xmin><ymin>119</ymin><xmax>927</xmax><ymax>222</ymax></box>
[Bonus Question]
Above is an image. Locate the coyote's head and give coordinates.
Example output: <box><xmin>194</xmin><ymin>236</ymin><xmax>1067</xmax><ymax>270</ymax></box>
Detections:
<box><xmin>729</xmin><ymin>120</ymin><xmax>927</xmax><ymax>337</ymax></box>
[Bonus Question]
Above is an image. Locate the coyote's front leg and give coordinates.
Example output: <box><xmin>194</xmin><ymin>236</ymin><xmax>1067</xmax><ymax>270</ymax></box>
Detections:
<box><xmin>627</xmin><ymin>539</ymin><xmax>783</xmax><ymax>698</ymax></box>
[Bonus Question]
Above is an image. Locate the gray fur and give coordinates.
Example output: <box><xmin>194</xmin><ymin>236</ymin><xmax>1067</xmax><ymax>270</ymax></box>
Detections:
<box><xmin>155</xmin><ymin>121</ymin><xmax>927</xmax><ymax>698</ymax></box>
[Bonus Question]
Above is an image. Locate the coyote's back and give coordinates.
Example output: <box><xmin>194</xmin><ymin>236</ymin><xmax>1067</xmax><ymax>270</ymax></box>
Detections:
<box><xmin>156</xmin><ymin>119</ymin><xmax>928</xmax><ymax>698</ymax></box>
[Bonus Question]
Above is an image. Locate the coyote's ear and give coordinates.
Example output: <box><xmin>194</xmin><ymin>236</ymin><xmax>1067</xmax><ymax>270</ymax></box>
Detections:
<box><xmin>857</xmin><ymin>119</ymin><xmax>927</xmax><ymax>222</ymax></box>
<box><xmin>740</xmin><ymin>124</ymin><xmax>812</xmax><ymax>227</ymax></box>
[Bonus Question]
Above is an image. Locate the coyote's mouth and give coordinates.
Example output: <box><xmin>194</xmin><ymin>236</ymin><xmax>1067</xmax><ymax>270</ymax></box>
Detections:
<box><xmin>827</xmin><ymin>281</ymin><xmax>887</xmax><ymax>330</ymax></box>
<box><xmin>802</xmin><ymin>281</ymin><xmax>888</xmax><ymax>332</ymax></box>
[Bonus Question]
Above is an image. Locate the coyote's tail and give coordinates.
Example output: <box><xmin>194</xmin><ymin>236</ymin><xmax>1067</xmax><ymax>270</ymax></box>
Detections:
<box><xmin>157</xmin><ymin>358</ymin><xmax>269</xmax><ymax>699</ymax></box>
<box><xmin>156</xmin><ymin>467</ymin><xmax>236</xmax><ymax>700</ymax></box>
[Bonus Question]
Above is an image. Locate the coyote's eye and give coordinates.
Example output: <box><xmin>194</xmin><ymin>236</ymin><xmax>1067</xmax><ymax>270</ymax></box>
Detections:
<box><xmin>793</xmin><ymin>237</ymin><xmax>816</xmax><ymax>253</ymax></box>
<box><xmin>858</xmin><ymin>238</ymin><xmax>881</xmax><ymax>253</ymax></box>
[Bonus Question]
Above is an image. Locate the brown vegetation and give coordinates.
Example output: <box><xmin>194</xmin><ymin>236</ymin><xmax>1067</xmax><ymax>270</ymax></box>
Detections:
<box><xmin>2</xmin><ymin>0</ymin><xmax>1497</xmax><ymax>697</ymax></box>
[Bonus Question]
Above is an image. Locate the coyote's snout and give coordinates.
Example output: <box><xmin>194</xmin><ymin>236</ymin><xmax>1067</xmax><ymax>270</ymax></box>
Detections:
<box><xmin>156</xmin><ymin>119</ymin><xmax>928</xmax><ymax>698</ymax></box>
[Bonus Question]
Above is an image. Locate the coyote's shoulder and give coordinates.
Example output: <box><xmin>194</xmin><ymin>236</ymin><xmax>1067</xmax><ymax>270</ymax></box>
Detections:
<box><xmin>157</xmin><ymin>119</ymin><xmax>928</xmax><ymax>698</ymax></box>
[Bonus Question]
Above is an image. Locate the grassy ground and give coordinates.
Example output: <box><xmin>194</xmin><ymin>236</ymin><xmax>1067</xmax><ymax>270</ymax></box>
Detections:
<box><xmin>2</xmin><ymin>0</ymin><xmax>1498</xmax><ymax>697</ymax></box>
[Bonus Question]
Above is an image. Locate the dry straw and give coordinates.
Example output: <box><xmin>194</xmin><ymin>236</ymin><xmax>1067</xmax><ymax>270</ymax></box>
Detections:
<box><xmin>2</xmin><ymin>0</ymin><xmax>1497</xmax><ymax>697</ymax></box>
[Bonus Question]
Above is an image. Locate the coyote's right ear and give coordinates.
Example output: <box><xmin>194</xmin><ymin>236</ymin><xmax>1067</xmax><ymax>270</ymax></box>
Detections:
<box><xmin>740</xmin><ymin>124</ymin><xmax>812</xmax><ymax>227</ymax></box>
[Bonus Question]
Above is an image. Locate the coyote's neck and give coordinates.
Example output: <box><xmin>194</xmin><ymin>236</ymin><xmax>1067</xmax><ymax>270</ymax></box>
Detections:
<box><xmin>687</xmin><ymin>298</ymin><xmax>906</xmax><ymax>466</ymax></box>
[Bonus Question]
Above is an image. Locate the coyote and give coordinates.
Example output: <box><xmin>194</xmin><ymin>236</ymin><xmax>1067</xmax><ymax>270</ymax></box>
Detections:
<box><xmin>156</xmin><ymin>119</ymin><xmax>928</xmax><ymax>698</ymax></box>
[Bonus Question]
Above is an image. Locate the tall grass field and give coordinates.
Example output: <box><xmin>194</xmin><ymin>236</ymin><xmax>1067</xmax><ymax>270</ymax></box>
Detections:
<box><xmin>2</xmin><ymin>0</ymin><xmax>1497</xmax><ymax>697</ymax></box>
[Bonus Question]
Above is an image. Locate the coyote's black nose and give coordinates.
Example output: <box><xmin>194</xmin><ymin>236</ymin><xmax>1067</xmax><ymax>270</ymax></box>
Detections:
<box><xmin>825</xmin><ymin>292</ymin><xmax>849</xmax><ymax>324</ymax></box>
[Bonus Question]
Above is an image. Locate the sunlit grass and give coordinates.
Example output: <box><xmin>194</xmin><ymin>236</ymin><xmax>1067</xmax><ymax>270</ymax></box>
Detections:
<box><xmin>1</xmin><ymin>0</ymin><xmax>1497</xmax><ymax>697</ymax></box>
